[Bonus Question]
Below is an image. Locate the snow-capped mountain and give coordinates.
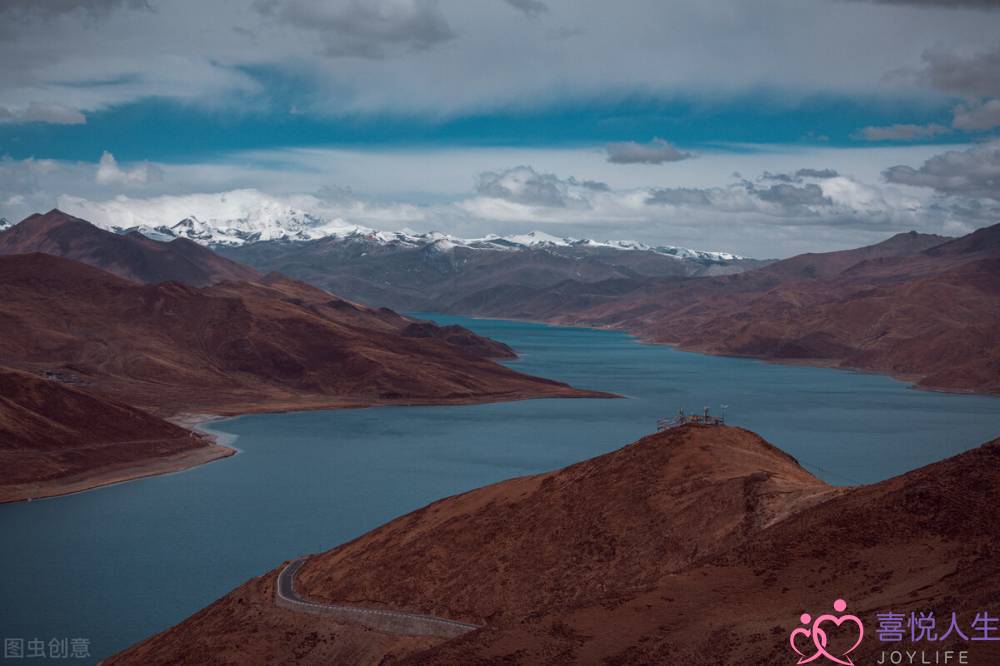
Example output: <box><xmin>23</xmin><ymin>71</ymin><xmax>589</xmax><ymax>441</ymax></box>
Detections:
<box><xmin>0</xmin><ymin>218</ymin><xmax>10</xmax><ymax>232</ymax></box>
<box><xmin>121</xmin><ymin>210</ymin><xmax>363</xmax><ymax>247</ymax></box>
<box><xmin>112</xmin><ymin>210</ymin><xmax>742</xmax><ymax>263</ymax></box>
<box><xmin>213</xmin><ymin>218</ymin><xmax>767</xmax><ymax>312</ymax></box>
<box><xmin>477</xmin><ymin>231</ymin><xmax>742</xmax><ymax>262</ymax></box>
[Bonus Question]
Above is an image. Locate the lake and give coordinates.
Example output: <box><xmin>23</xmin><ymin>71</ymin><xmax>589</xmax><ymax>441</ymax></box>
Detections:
<box><xmin>1</xmin><ymin>315</ymin><xmax>998</xmax><ymax>663</ymax></box>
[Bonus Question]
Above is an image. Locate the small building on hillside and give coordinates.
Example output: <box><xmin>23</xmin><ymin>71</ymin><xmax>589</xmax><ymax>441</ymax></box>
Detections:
<box><xmin>657</xmin><ymin>406</ymin><xmax>725</xmax><ymax>431</ymax></box>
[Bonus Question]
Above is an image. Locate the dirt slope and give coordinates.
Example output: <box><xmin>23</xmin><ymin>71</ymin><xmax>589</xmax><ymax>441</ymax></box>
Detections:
<box><xmin>414</xmin><ymin>433</ymin><xmax>1000</xmax><ymax>664</ymax></box>
<box><xmin>0</xmin><ymin>252</ymin><xmax>602</xmax><ymax>416</ymax></box>
<box><xmin>109</xmin><ymin>425</ymin><xmax>1000</xmax><ymax>664</ymax></box>
<box><xmin>107</xmin><ymin>426</ymin><xmax>834</xmax><ymax>663</ymax></box>
<box><xmin>0</xmin><ymin>365</ymin><xmax>230</xmax><ymax>502</ymax></box>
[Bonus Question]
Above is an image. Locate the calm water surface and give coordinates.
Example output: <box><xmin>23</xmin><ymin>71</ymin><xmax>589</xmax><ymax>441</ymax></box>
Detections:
<box><xmin>1</xmin><ymin>315</ymin><xmax>998</xmax><ymax>663</ymax></box>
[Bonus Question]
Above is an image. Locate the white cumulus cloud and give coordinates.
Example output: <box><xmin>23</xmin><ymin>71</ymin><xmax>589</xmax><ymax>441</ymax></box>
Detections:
<box><xmin>95</xmin><ymin>151</ymin><xmax>163</xmax><ymax>186</ymax></box>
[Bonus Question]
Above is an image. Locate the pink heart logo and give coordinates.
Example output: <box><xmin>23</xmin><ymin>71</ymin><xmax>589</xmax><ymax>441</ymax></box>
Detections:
<box><xmin>788</xmin><ymin>600</ymin><xmax>865</xmax><ymax>666</ymax></box>
<box><xmin>813</xmin><ymin>612</ymin><xmax>864</xmax><ymax>663</ymax></box>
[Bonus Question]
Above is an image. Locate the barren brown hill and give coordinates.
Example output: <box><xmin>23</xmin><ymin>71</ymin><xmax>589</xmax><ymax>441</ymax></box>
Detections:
<box><xmin>754</xmin><ymin>229</ymin><xmax>951</xmax><ymax>280</ymax></box>
<box><xmin>109</xmin><ymin>425</ymin><xmax>1000</xmax><ymax>665</ymax></box>
<box><xmin>0</xmin><ymin>365</ymin><xmax>231</xmax><ymax>503</ymax></box>
<box><xmin>453</xmin><ymin>225</ymin><xmax>1000</xmax><ymax>394</ymax></box>
<box><xmin>0</xmin><ymin>209</ymin><xmax>260</xmax><ymax>286</ymax></box>
<box><xmin>0</xmin><ymin>252</ymin><xmax>601</xmax><ymax>416</ymax></box>
<box><xmin>413</xmin><ymin>431</ymin><xmax>1000</xmax><ymax>665</ymax></box>
<box><xmin>290</xmin><ymin>427</ymin><xmax>833</xmax><ymax>623</ymax></box>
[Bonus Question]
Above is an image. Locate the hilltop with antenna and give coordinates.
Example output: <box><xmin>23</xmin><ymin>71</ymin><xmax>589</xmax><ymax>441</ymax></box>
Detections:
<box><xmin>658</xmin><ymin>406</ymin><xmax>726</xmax><ymax>431</ymax></box>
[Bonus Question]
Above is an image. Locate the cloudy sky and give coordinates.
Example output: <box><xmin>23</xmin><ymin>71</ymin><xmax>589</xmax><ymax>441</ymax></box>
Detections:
<box><xmin>1</xmin><ymin>0</ymin><xmax>999</xmax><ymax>257</ymax></box>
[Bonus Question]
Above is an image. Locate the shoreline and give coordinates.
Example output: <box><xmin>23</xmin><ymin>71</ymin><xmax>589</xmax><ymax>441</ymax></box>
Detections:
<box><xmin>17</xmin><ymin>307</ymin><xmax>985</xmax><ymax>507</ymax></box>
<box><xmin>1</xmin><ymin>384</ymin><xmax>617</xmax><ymax>506</ymax></box>
<box><xmin>0</xmin><ymin>441</ymin><xmax>237</xmax><ymax>505</ymax></box>
<box><xmin>169</xmin><ymin>384</ymin><xmax>617</xmax><ymax>418</ymax></box>
<box><xmin>415</xmin><ymin>311</ymin><xmax>1000</xmax><ymax>398</ymax></box>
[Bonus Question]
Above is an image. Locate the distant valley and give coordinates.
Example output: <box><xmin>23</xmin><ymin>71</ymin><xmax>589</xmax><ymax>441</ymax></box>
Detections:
<box><xmin>0</xmin><ymin>210</ymin><xmax>605</xmax><ymax>502</ymax></box>
<box><xmin>123</xmin><ymin>207</ymin><xmax>1000</xmax><ymax>396</ymax></box>
<box><xmin>481</xmin><ymin>225</ymin><xmax>1000</xmax><ymax>395</ymax></box>
<box><xmin>43</xmin><ymin>206</ymin><xmax>1000</xmax><ymax>395</ymax></box>
<box><xmin>73</xmin><ymin>206</ymin><xmax>769</xmax><ymax>311</ymax></box>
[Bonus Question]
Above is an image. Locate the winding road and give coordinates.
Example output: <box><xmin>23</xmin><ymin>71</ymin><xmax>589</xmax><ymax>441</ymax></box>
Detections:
<box><xmin>274</xmin><ymin>558</ymin><xmax>481</xmax><ymax>639</ymax></box>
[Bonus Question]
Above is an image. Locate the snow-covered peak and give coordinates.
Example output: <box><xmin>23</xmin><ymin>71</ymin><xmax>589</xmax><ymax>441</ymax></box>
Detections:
<box><xmin>53</xmin><ymin>188</ymin><xmax>745</xmax><ymax>260</ymax></box>
<box><xmin>427</xmin><ymin>237</ymin><xmax>459</xmax><ymax>253</ymax></box>
<box><xmin>0</xmin><ymin>218</ymin><xmax>10</xmax><ymax>232</ymax></box>
<box><xmin>502</xmin><ymin>231</ymin><xmax>571</xmax><ymax>247</ymax></box>
<box><xmin>576</xmin><ymin>238</ymin><xmax>651</xmax><ymax>251</ymax></box>
<box><xmin>486</xmin><ymin>231</ymin><xmax>741</xmax><ymax>261</ymax></box>
<box><xmin>97</xmin><ymin>210</ymin><xmax>742</xmax><ymax>263</ymax></box>
<box><xmin>653</xmin><ymin>246</ymin><xmax>741</xmax><ymax>262</ymax></box>
<box><xmin>152</xmin><ymin>208</ymin><xmax>363</xmax><ymax>246</ymax></box>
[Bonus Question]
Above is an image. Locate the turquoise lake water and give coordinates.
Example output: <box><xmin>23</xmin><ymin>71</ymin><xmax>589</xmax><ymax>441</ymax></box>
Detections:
<box><xmin>1</xmin><ymin>315</ymin><xmax>998</xmax><ymax>663</ymax></box>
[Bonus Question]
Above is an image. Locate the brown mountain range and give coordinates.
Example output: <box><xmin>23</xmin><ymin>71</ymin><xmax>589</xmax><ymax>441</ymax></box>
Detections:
<box><xmin>450</xmin><ymin>225</ymin><xmax>1000</xmax><ymax>394</ymax></box>
<box><xmin>0</xmin><ymin>252</ymin><xmax>600</xmax><ymax>417</ymax></box>
<box><xmin>10</xmin><ymin>211</ymin><xmax>996</xmax><ymax>395</ymax></box>
<box><xmin>0</xmin><ymin>209</ymin><xmax>260</xmax><ymax>286</ymax></box>
<box><xmin>0</xmin><ymin>213</ymin><xmax>608</xmax><ymax>501</ymax></box>
<box><xmin>108</xmin><ymin>424</ymin><xmax>1000</xmax><ymax>664</ymax></box>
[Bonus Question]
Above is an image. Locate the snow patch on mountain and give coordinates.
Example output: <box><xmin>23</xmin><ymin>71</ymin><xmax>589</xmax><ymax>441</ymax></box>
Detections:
<box><xmin>155</xmin><ymin>215</ymin><xmax>742</xmax><ymax>262</ymax></box>
<box><xmin>52</xmin><ymin>201</ymin><xmax>741</xmax><ymax>262</ymax></box>
<box><xmin>501</xmin><ymin>231</ymin><xmax>571</xmax><ymax>247</ymax></box>
<box><xmin>144</xmin><ymin>210</ymin><xmax>362</xmax><ymax>246</ymax></box>
<box><xmin>52</xmin><ymin>190</ymin><xmax>743</xmax><ymax>261</ymax></box>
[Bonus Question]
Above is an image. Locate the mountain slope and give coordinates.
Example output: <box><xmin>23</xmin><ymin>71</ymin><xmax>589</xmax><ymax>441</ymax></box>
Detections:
<box><xmin>756</xmin><ymin>229</ymin><xmax>951</xmax><ymax>280</ymax></box>
<box><xmin>108</xmin><ymin>425</ymin><xmax>1000</xmax><ymax>664</ymax></box>
<box><xmin>449</xmin><ymin>226</ymin><xmax>1000</xmax><ymax>394</ymax></box>
<box><xmin>0</xmin><ymin>209</ymin><xmax>260</xmax><ymax>286</ymax></box>
<box><xmin>414</xmin><ymin>430</ymin><xmax>1000</xmax><ymax>665</ymax></box>
<box><xmin>219</xmin><ymin>233</ymin><xmax>768</xmax><ymax>312</ymax></box>
<box><xmin>0</xmin><ymin>365</ymin><xmax>231</xmax><ymax>503</ymax></box>
<box><xmin>0</xmin><ymin>252</ymin><xmax>603</xmax><ymax>416</ymax></box>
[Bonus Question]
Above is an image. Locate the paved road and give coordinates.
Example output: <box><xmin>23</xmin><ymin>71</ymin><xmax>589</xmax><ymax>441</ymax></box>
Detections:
<box><xmin>274</xmin><ymin>557</ymin><xmax>481</xmax><ymax>639</ymax></box>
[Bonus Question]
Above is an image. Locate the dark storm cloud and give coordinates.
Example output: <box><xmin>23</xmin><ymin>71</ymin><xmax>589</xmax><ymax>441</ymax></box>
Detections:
<box><xmin>474</xmin><ymin>166</ymin><xmax>609</xmax><ymax>207</ymax></box>
<box><xmin>883</xmin><ymin>141</ymin><xmax>1000</xmax><ymax>199</ymax></box>
<box><xmin>254</xmin><ymin>0</ymin><xmax>455</xmax><ymax>59</ymax></box>
<box><xmin>760</xmin><ymin>168</ymin><xmax>840</xmax><ymax>182</ymax></box>
<box><xmin>754</xmin><ymin>183</ymin><xmax>833</xmax><ymax>207</ymax></box>
<box><xmin>760</xmin><ymin>171</ymin><xmax>796</xmax><ymax>183</ymax></box>
<box><xmin>645</xmin><ymin>188</ymin><xmax>713</xmax><ymax>206</ymax></box>
<box><xmin>4</xmin><ymin>0</ymin><xmax>999</xmax><ymax>128</ymax></box>
<box><xmin>875</xmin><ymin>44</ymin><xmax>1000</xmax><ymax>132</ymax></box>
<box><xmin>929</xmin><ymin>195</ymin><xmax>1000</xmax><ymax>222</ymax></box>
<box><xmin>795</xmin><ymin>168</ymin><xmax>840</xmax><ymax>179</ymax></box>
<box><xmin>953</xmin><ymin>100</ymin><xmax>1000</xmax><ymax>130</ymax></box>
<box><xmin>476</xmin><ymin>166</ymin><xmax>568</xmax><ymax>207</ymax></box>
<box><xmin>605</xmin><ymin>138</ymin><xmax>693</xmax><ymax>165</ymax></box>
<box><xmin>578</xmin><ymin>179</ymin><xmax>611</xmax><ymax>192</ymax></box>
<box><xmin>917</xmin><ymin>44</ymin><xmax>1000</xmax><ymax>98</ymax></box>
<box><xmin>647</xmin><ymin>178</ymin><xmax>834</xmax><ymax>213</ymax></box>
<box><xmin>502</xmin><ymin>0</ymin><xmax>549</xmax><ymax>18</ymax></box>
